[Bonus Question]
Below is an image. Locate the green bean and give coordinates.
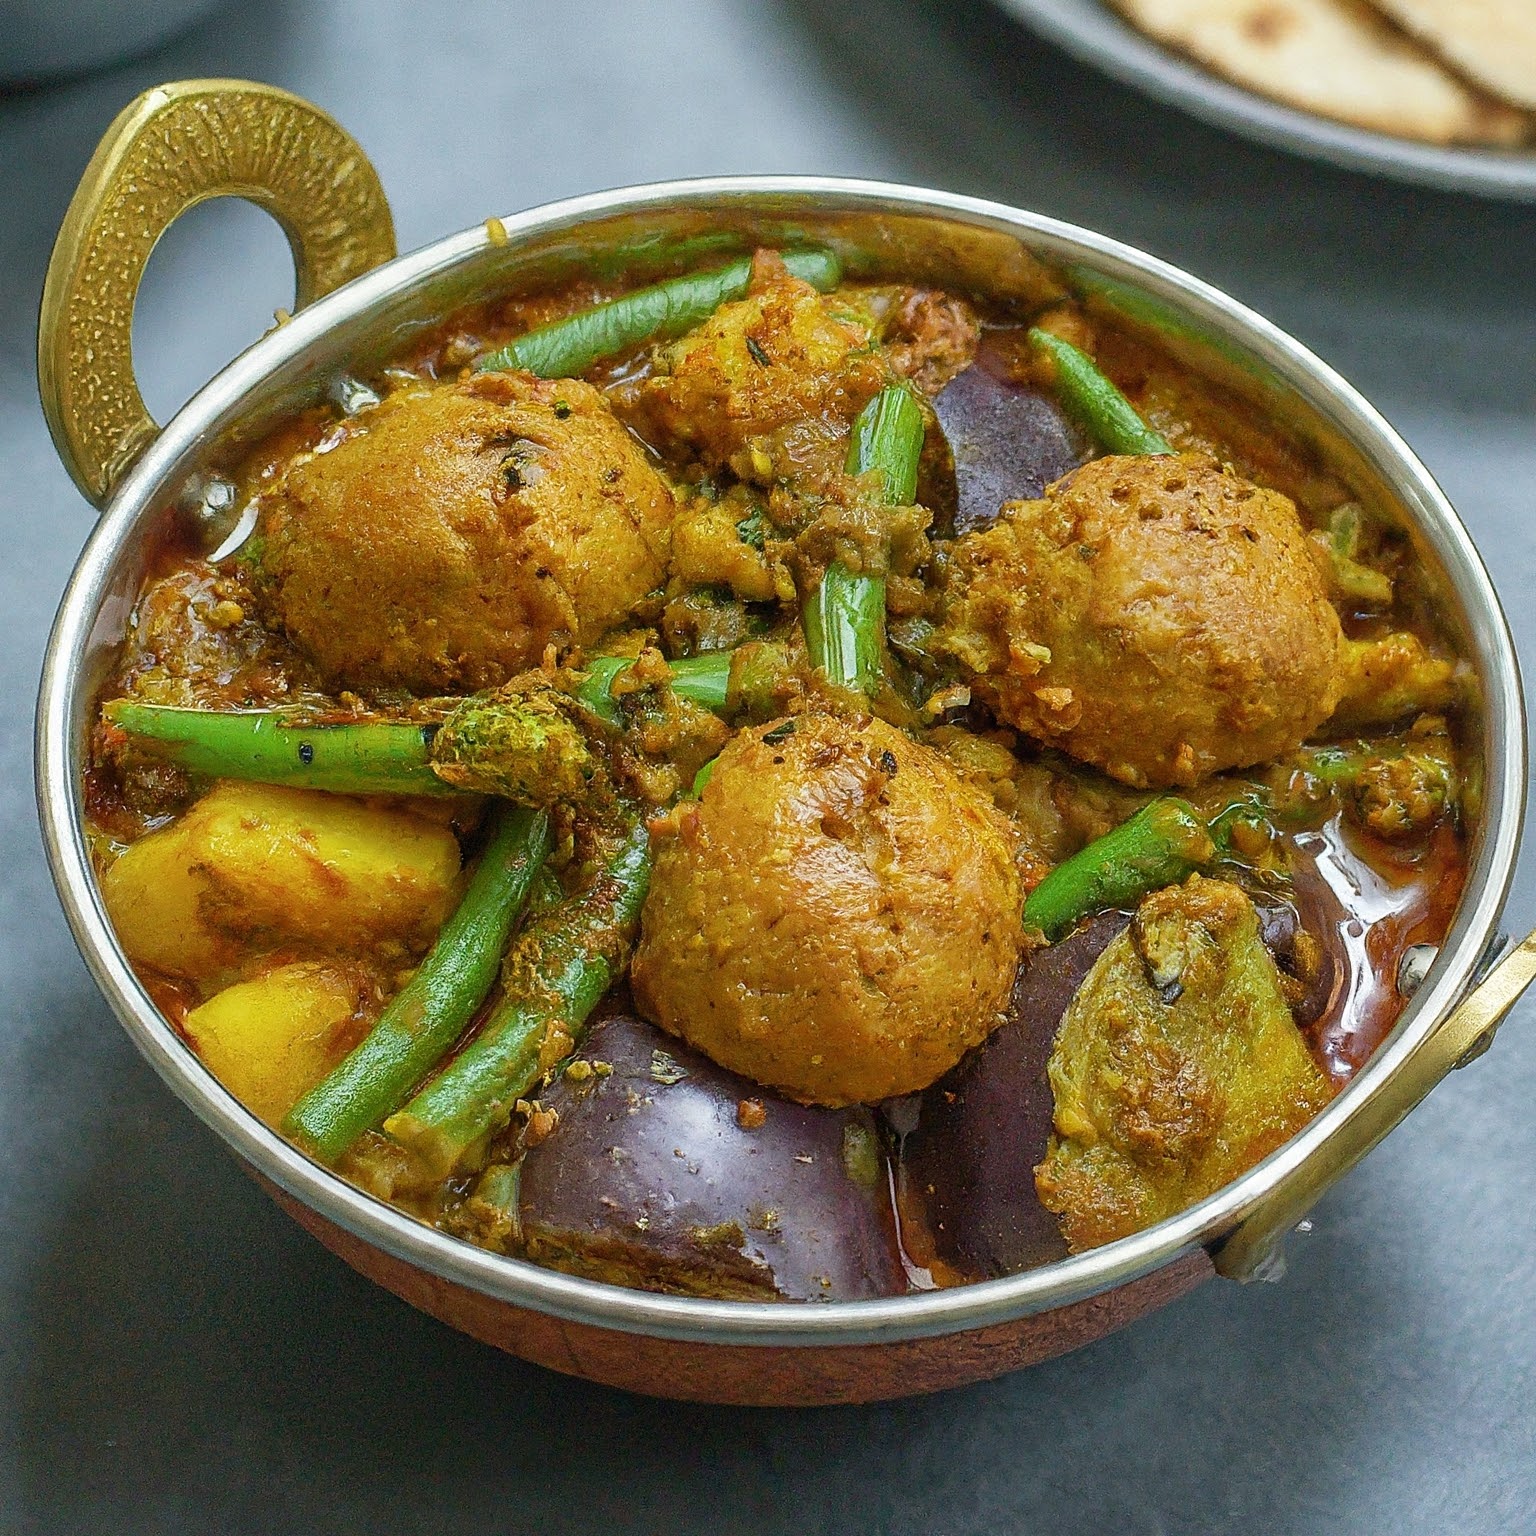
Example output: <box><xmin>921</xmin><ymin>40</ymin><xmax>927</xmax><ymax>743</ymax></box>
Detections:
<box><xmin>1292</xmin><ymin>744</ymin><xmax>1376</xmax><ymax>789</ymax></box>
<box><xmin>846</xmin><ymin>380</ymin><xmax>923</xmax><ymax>505</ymax></box>
<box><xmin>1028</xmin><ymin>328</ymin><xmax>1174</xmax><ymax>457</ymax></box>
<box><xmin>102</xmin><ymin>700</ymin><xmax>447</xmax><ymax>796</ymax></box>
<box><xmin>283</xmin><ymin>805</ymin><xmax>553</xmax><ymax>1162</ymax></box>
<box><xmin>574</xmin><ymin>650</ymin><xmax>735</xmax><ymax>726</ymax></box>
<box><xmin>383</xmin><ymin>814</ymin><xmax>652</xmax><ymax>1179</ymax></box>
<box><xmin>804</xmin><ymin>383</ymin><xmax>925</xmax><ymax>693</ymax></box>
<box><xmin>475</xmin><ymin>247</ymin><xmax>842</xmax><ymax>378</ymax></box>
<box><xmin>1322</xmin><ymin>504</ymin><xmax>1394</xmax><ymax>607</ymax></box>
<box><xmin>1023</xmin><ymin>798</ymin><xmax>1214</xmax><ymax>941</ymax></box>
<box><xmin>434</xmin><ymin>646</ymin><xmax>790</xmax><ymax>804</ymax></box>
<box><xmin>803</xmin><ymin>563</ymin><xmax>888</xmax><ymax>697</ymax></box>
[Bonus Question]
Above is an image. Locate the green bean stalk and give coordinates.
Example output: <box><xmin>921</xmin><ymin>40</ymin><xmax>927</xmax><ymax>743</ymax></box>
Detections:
<box><xmin>383</xmin><ymin>812</ymin><xmax>653</xmax><ymax>1180</ymax></box>
<box><xmin>1317</xmin><ymin>503</ymin><xmax>1393</xmax><ymax>609</ymax></box>
<box><xmin>1023</xmin><ymin>798</ymin><xmax>1214</xmax><ymax>942</ymax></box>
<box><xmin>431</xmin><ymin>685</ymin><xmax>613</xmax><ymax>810</ymax></box>
<box><xmin>803</xmin><ymin>383</ymin><xmax>926</xmax><ymax>693</ymax></box>
<box><xmin>575</xmin><ymin>649</ymin><xmax>735</xmax><ymax>726</ymax></box>
<box><xmin>100</xmin><ymin>644</ymin><xmax>791</xmax><ymax>807</ymax></box>
<box><xmin>1028</xmin><ymin>328</ymin><xmax>1173</xmax><ymax>457</ymax></box>
<box><xmin>1024</xmin><ymin>728</ymin><xmax>1460</xmax><ymax>941</ymax></box>
<box><xmin>476</xmin><ymin>247</ymin><xmax>841</xmax><ymax>378</ymax></box>
<box><xmin>284</xmin><ymin>804</ymin><xmax>553</xmax><ymax>1162</ymax></box>
<box><xmin>102</xmin><ymin>700</ymin><xmax>446</xmax><ymax>796</ymax></box>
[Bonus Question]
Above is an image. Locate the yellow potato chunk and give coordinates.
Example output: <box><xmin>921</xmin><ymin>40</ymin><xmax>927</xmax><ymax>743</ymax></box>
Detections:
<box><xmin>100</xmin><ymin>781</ymin><xmax>461</xmax><ymax>980</ymax></box>
<box><xmin>100</xmin><ymin>813</ymin><xmax>236</xmax><ymax>979</ymax></box>
<box><xmin>184</xmin><ymin>962</ymin><xmax>370</xmax><ymax>1125</ymax></box>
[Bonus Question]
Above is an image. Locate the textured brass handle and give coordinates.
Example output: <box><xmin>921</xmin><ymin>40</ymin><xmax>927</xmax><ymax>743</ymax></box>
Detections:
<box><xmin>1212</xmin><ymin>924</ymin><xmax>1536</xmax><ymax>1282</ymax></box>
<box><xmin>38</xmin><ymin>78</ymin><xmax>397</xmax><ymax>508</ymax></box>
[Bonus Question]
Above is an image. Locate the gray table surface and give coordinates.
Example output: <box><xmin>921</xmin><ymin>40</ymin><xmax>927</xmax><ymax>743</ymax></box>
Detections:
<box><xmin>3</xmin><ymin>2</ymin><xmax>1534</xmax><ymax>1531</ymax></box>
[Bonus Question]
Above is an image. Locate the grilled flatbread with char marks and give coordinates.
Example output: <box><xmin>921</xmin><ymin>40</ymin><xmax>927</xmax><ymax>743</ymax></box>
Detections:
<box><xmin>1369</xmin><ymin>0</ymin><xmax>1536</xmax><ymax>112</ymax></box>
<box><xmin>1109</xmin><ymin>0</ymin><xmax>1529</xmax><ymax>146</ymax></box>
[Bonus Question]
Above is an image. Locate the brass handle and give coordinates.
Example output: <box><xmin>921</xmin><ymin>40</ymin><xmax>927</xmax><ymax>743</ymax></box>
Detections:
<box><xmin>38</xmin><ymin>78</ymin><xmax>396</xmax><ymax>508</ymax></box>
<box><xmin>1213</xmin><ymin>924</ymin><xmax>1536</xmax><ymax>1281</ymax></box>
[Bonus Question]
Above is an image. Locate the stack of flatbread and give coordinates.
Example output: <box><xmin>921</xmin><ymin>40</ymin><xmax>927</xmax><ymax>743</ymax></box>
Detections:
<box><xmin>1109</xmin><ymin>0</ymin><xmax>1536</xmax><ymax>146</ymax></box>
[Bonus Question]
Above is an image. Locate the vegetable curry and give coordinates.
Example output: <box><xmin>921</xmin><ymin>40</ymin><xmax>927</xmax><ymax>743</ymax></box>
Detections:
<box><xmin>84</xmin><ymin>242</ymin><xmax>1470</xmax><ymax>1299</ymax></box>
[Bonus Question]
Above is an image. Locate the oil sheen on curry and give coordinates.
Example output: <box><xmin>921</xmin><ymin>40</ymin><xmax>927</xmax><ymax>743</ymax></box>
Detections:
<box><xmin>84</xmin><ymin>243</ymin><xmax>1470</xmax><ymax>1299</ymax></box>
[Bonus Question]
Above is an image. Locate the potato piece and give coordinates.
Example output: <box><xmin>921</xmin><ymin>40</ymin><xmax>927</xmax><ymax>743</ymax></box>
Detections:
<box><xmin>186</xmin><ymin>782</ymin><xmax>460</xmax><ymax>951</ymax></box>
<box><xmin>100</xmin><ymin>781</ymin><xmax>461</xmax><ymax>979</ymax></box>
<box><xmin>100</xmin><ymin>819</ymin><xmax>237</xmax><ymax>979</ymax></box>
<box><xmin>184</xmin><ymin>962</ymin><xmax>371</xmax><ymax>1124</ymax></box>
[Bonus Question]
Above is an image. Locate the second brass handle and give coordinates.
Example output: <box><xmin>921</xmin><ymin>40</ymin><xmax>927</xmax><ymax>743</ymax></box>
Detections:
<box><xmin>1212</xmin><ymin>924</ymin><xmax>1536</xmax><ymax>1282</ymax></box>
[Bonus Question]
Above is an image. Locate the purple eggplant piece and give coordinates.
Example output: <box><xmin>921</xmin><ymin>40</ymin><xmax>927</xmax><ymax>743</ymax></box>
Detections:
<box><xmin>900</xmin><ymin>912</ymin><xmax>1126</xmax><ymax>1279</ymax></box>
<box><xmin>933</xmin><ymin>365</ymin><xmax>1085</xmax><ymax>536</ymax></box>
<box><xmin>901</xmin><ymin>893</ymin><xmax>1328</xmax><ymax>1280</ymax></box>
<box><xmin>515</xmin><ymin>1014</ymin><xmax>906</xmax><ymax>1302</ymax></box>
<box><xmin>1253</xmin><ymin>893</ymin><xmax>1337</xmax><ymax>1029</ymax></box>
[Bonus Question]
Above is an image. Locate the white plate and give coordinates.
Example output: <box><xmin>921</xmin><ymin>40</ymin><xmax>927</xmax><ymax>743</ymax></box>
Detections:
<box><xmin>993</xmin><ymin>0</ymin><xmax>1536</xmax><ymax>201</ymax></box>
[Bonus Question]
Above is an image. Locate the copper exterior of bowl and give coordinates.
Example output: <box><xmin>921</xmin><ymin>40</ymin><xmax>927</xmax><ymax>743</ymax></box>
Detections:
<box><xmin>35</xmin><ymin>99</ymin><xmax>1532</xmax><ymax>1403</ymax></box>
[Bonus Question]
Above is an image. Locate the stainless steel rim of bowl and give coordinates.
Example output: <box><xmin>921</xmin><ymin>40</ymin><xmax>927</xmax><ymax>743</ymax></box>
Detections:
<box><xmin>989</xmin><ymin>0</ymin><xmax>1536</xmax><ymax>202</ymax></box>
<box><xmin>36</xmin><ymin>175</ymin><xmax>1526</xmax><ymax>1349</ymax></box>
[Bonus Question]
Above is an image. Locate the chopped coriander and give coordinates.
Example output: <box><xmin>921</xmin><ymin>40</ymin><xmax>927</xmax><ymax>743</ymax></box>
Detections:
<box><xmin>734</xmin><ymin>508</ymin><xmax>767</xmax><ymax>550</ymax></box>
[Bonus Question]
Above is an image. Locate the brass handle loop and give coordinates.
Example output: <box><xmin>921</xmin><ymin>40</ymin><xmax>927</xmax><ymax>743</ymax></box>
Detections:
<box><xmin>38</xmin><ymin>78</ymin><xmax>397</xmax><ymax>508</ymax></box>
<box><xmin>1213</xmin><ymin>923</ymin><xmax>1536</xmax><ymax>1282</ymax></box>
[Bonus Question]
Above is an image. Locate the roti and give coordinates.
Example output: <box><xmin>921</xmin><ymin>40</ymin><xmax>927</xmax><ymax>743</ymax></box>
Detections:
<box><xmin>1109</xmin><ymin>0</ymin><xmax>1529</xmax><ymax>145</ymax></box>
<box><xmin>1369</xmin><ymin>0</ymin><xmax>1536</xmax><ymax>111</ymax></box>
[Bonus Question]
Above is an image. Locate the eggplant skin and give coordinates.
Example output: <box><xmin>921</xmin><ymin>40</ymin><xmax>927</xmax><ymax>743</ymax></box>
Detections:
<box><xmin>904</xmin><ymin>894</ymin><xmax>1327</xmax><ymax>1277</ymax></box>
<box><xmin>514</xmin><ymin>1014</ymin><xmax>907</xmax><ymax>1302</ymax></box>
<box><xmin>903</xmin><ymin>912</ymin><xmax>1125</xmax><ymax>1280</ymax></box>
<box><xmin>931</xmin><ymin>365</ymin><xmax>1082</xmax><ymax>536</ymax></box>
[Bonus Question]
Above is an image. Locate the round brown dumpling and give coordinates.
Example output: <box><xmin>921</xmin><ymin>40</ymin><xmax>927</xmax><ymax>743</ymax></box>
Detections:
<box><xmin>937</xmin><ymin>453</ymin><xmax>1344</xmax><ymax>787</ymax></box>
<box><xmin>634</xmin><ymin>251</ymin><xmax>885</xmax><ymax>485</ymax></box>
<box><xmin>630</xmin><ymin>714</ymin><xmax>1024</xmax><ymax>1107</ymax></box>
<box><xmin>260</xmin><ymin>372</ymin><xmax>673</xmax><ymax>693</ymax></box>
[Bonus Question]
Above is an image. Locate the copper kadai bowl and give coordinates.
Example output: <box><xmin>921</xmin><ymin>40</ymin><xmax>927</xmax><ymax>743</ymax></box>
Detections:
<box><xmin>35</xmin><ymin>79</ymin><xmax>1536</xmax><ymax>1406</ymax></box>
